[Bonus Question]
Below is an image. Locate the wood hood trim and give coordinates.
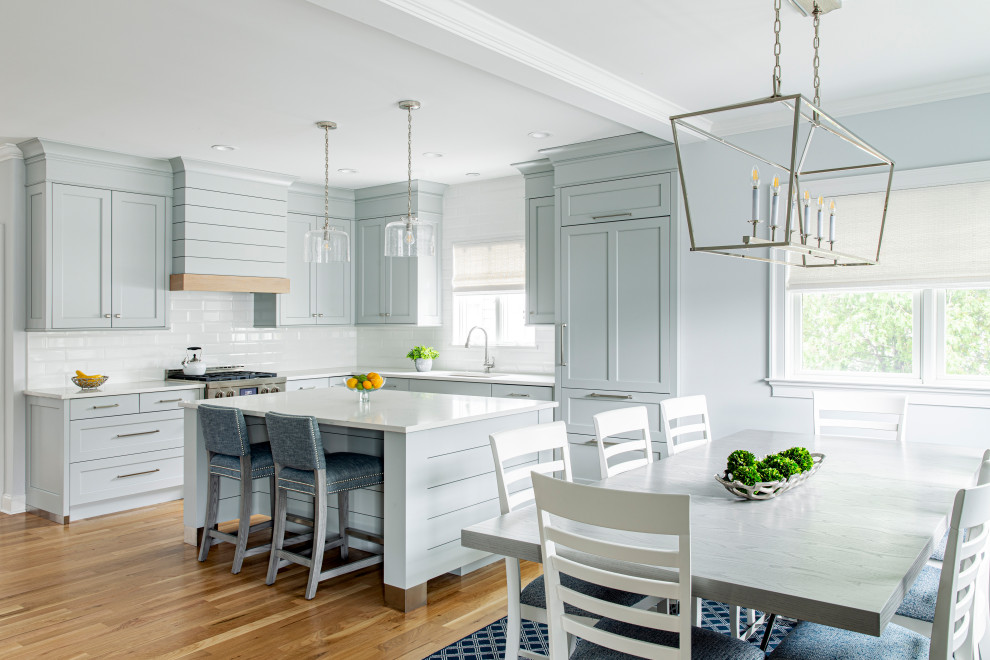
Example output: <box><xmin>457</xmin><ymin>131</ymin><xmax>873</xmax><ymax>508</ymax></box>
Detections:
<box><xmin>169</xmin><ymin>274</ymin><xmax>289</xmax><ymax>294</ymax></box>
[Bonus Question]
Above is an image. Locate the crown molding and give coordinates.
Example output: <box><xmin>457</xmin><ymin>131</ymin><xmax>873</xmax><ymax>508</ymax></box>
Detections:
<box><xmin>169</xmin><ymin>157</ymin><xmax>297</xmax><ymax>188</ymax></box>
<box><xmin>0</xmin><ymin>143</ymin><xmax>23</xmax><ymax>163</ymax></box>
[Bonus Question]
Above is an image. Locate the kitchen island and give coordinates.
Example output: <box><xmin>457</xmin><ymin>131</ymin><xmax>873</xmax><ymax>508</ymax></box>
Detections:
<box><xmin>181</xmin><ymin>387</ymin><xmax>556</xmax><ymax>611</ymax></box>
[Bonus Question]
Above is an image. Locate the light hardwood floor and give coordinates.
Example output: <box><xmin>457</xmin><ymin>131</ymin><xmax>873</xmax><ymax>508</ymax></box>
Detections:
<box><xmin>0</xmin><ymin>502</ymin><xmax>541</xmax><ymax>659</ymax></box>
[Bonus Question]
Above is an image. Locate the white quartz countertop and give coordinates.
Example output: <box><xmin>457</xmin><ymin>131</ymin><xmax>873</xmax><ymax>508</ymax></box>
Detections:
<box><xmin>280</xmin><ymin>366</ymin><xmax>555</xmax><ymax>387</ymax></box>
<box><xmin>24</xmin><ymin>380</ymin><xmax>205</xmax><ymax>400</ymax></box>
<box><xmin>181</xmin><ymin>386</ymin><xmax>556</xmax><ymax>433</ymax></box>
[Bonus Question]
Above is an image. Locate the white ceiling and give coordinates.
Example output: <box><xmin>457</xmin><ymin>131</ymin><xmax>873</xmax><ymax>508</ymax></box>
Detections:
<box><xmin>2</xmin><ymin>0</ymin><xmax>988</xmax><ymax>189</ymax></box>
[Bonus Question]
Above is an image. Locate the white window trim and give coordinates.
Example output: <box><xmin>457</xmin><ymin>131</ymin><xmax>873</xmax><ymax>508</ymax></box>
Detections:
<box><xmin>768</xmin><ymin>160</ymin><xmax>990</xmax><ymax>408</ymax></box>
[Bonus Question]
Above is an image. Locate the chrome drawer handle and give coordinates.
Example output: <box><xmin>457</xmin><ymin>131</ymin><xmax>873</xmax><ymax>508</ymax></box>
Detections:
<box><xmin>114</xmin><ymin>314</ymin><xmax>121</xmax><ymax>318</ymax></box>
<box><xmin>116</xmin><ymin>468</ymin><xmax>160</xmax><ymax>479</ymax></box>
<box><xmin>104</xmin><ymin>314</ymin><xmax>111</xmax><ymax>318</ymax></box>
<box><xmin>156</xmin><ymin>398</ymin><xmax>182</xmax><ymax>404</ymax></box>
<box><xmin>591</xmin><ymin>212</ymin><xmax>632</xmax><ymax>220</ymax></box>
<box><xmin>587</xmin><ymin>393</ymin><xmax>633</xmax><ymax>400</ymax></box>
<box><xmin>92</xmin><ymin>403</ymin><xmax>120</xmax><ymax>410</ymax></box>
<box><xmin>297</xmin><ymin>386</ymin><xmax>316</xmax><ymax>390</ymax></box>
<box><xmin>505</xmin><ymin>393</ymin><xmax>531</xmax><ymax>398</ymax></box>
<box><xmin>115</xmin><ymin>429</ymin><xmax>160</xmax><ymax>439</ymax></box>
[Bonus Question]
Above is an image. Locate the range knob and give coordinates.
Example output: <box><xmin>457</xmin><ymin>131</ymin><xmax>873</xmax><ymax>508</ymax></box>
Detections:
<box><xmin>260</xmin><ymin>387</ymin><xmax>269</xmax><ymax>394</ymax></box>
<box><xmin>225</xmin><ymin>390</ymin><xmax>235</xmax><ymax>397</ymax></box>
<box><xmin>270</xmin><ymin>385</ymin><xmax>281</xmax><ymax>393</ymax></box>
<box><xmin>213</xmin><ymin>391</ymin><xmax>224</xmax><ymax>399</ymax></box>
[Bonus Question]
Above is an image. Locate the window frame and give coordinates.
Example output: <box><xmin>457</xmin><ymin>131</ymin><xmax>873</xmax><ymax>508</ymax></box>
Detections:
<box><xmin>768</xmin><ymin>161</ymin><xmax>990</xmax><ymax>404</ymax></box>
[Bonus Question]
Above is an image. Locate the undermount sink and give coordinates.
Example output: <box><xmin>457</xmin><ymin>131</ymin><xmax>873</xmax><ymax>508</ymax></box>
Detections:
<box><xmin>445</xmin><ymin>372</ymin><xmax>498</xmax><ymax>378</ymax></box>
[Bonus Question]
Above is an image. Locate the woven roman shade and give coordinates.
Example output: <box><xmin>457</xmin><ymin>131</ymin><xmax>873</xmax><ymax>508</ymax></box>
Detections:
<box><xmin>452</xmin><ymin>240</ymin><xmax>525</xmax><ymax>292</ymax></box>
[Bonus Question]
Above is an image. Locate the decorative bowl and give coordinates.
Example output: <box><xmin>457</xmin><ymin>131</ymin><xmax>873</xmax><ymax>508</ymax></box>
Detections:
<box><xmin>346</xmin><ymin>374</ymin><xmax>386</xmax><ymax>404</ymax></box>
<box><xmin>72</xmin><ymin>375</ymin><xmax>109</xmax><ymax>391</ymax></box>
<box><xmin>715</xmin><ymin>453</ymin><xmax>825</xmax><ymax>500</ymax></box>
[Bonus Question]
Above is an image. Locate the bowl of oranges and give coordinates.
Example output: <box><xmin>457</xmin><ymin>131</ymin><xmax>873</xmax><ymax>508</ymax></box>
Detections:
<box><xmin>346</xmin><ymin>372</ymin><xmax>386</xmax><ymax>403</ymax></box>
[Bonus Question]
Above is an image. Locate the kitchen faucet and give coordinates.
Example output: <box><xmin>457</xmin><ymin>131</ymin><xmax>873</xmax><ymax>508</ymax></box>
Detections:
<box><xmin>464</xmin><ymin>326</ymin><xmax>495</xmax><ymax>373</ymax></box>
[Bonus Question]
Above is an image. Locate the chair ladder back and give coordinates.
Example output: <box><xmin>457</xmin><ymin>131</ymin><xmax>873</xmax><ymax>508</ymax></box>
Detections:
<box><xmin>660</xmin><ymin>395</ymin><xmax>712</xmax><ymax>457</ymax></box>
<box><xmin>593</xmin><ymin>406</ymin><xmax>654</xmax><ymax>478</ymax></box>
<box><xmin>812</xmin><ymin>390</ymin><xmax>909</xmax><ymax>442</ymax></box>
<box><xmin>931</xmin><ymin>483</ymin><xmax>990</xmax><ymax>660</ymax></box>
<box><xmin>531</xmin><ymin>472</ymin><xmax>692</xmax><ymax>660</ymax></box>
<box><xmin>490</xmin><ymin>421</ymin><xmax>571</xmax><ymax>514</ymax></box>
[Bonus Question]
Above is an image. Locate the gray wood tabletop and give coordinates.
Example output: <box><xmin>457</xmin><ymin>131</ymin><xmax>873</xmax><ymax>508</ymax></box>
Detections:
<box><xmin>461</xmin><ymin>429</ymin><xmax>987</xmax><ymax>636</ymax></box>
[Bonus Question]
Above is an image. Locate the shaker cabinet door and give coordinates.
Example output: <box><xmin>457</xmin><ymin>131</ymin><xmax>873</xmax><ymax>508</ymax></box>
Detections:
<box><xmin>52</xmin><ymin>184</ymin><xmax>112</xmax><ymax>329</ymax></box>
<box><xmin>355</xmin><ymin>217</ymin><xmax>386</xmax><ymax>323</ymax></box>
<box><xmin>280</xmin><ymin>214</ymin><xmax>317</xmax><ymax>325</ymax></box>
<box><xmin>526</xmin><ymin>196</ymin><xmax>556</xmax><ymax>324</ymax></box>
<box><xmin>315</xmin><ymin>219</ymin><xmax>353</xmax><ymax>325</ymax></box>
<box><xmin>111</xmin><ymin>191</ymin><xmax>166</xmax><ymax>328</ymax></box>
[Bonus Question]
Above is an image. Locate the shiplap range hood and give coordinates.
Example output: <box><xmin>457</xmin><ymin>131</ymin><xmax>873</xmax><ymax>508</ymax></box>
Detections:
<box><xmin>170</xmin><ymin>158</ymin><xmax>296</xmax><ymax>293</ymax></box>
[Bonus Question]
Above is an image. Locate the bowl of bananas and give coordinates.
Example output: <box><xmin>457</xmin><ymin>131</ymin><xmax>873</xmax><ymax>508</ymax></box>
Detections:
<box><xmin>72</xmin><ymin>370</ymin><xmax>109</xmax><ymax>390</ymax></box>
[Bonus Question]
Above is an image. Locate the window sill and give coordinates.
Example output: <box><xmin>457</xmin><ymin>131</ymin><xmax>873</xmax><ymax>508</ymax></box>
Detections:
<box><xmin>766</xmin><ymin>378</ymin><xmax>990</xmax><ymax>409</ymax></box>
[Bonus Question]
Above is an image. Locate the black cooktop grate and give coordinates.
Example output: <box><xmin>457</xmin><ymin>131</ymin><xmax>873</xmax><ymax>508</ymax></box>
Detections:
<box><xmin>166</xmin><ymin>369</ymin><xmax>278</xmax><ymax>382</ymax></box>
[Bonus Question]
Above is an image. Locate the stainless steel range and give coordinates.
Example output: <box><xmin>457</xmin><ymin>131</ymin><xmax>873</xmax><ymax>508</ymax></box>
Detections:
<box><xmin>166</xmin><ymin>366</ymin><xmax>286</xmax><ymax>399</ymax></box>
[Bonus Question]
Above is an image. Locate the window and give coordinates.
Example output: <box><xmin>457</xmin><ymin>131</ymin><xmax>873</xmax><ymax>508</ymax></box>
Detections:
<box><xmin>773</xmin><ymin>167</ymin><xmax>990</xmax><ymax>389</ymax></box>
<box><xmin>452</xmin><ymin>240</ymin><xmax>535</xmax><ymax>346</ymax></box>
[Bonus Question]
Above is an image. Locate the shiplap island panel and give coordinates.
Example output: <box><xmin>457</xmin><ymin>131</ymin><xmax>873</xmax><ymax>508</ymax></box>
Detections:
<box><xmin>181</xmin><ymin>387</ymin><xmax>556</xmax><ymax>611</ymax></box>
<box><xmin>462</xmin><ymin>430</ymin><xmax>985</xmax><ymax>636</ymax></box>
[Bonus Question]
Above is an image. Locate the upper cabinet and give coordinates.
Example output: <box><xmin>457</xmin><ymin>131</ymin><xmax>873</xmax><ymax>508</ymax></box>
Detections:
<box><xmin>515</xmin><ymin>159</ymin><xmax>556</xmax><ymax>325</ymax></box>
<box><xmin>22</xmin><ymin>140</ymin><xmax>172</xmax><ymax>330</ymax></box>
<box><xmin>560</xmin><ymin>173</ymin><xmax>670</xmax><ymax>226</ymax></box>
<box><xmin>354</xmin><ymin>181</ymin><xmax>445</xmax><ymax>326</ymax></box>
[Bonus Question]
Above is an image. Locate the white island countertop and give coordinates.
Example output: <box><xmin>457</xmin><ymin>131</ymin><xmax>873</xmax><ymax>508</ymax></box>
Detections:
<box><xmin>181</xmin><ymin>386</ymin><xmax>557</xmax><ymax>433</ymax></box>
<box><xmin>25</xmin><ymin>380</ymin><xmax>205</xmax><ymax>400</ymax></box>
<box><xmin>280</xmin><ymin>366</ymin><xmax>555</xmax><ymax>387</ymax></box>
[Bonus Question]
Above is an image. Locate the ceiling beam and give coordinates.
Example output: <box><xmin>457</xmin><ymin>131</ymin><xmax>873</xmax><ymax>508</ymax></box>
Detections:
<box><xmin>308</xmin><ymin>0</ymin><xmax>707</xmax><ymax>141</ymax></box>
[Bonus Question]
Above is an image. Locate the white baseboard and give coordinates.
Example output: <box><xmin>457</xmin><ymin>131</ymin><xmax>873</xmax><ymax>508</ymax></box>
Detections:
<box><xmin>1</xmin><ymin>493</ymin><xmax>26</xmax><ymax>514</ymax></box>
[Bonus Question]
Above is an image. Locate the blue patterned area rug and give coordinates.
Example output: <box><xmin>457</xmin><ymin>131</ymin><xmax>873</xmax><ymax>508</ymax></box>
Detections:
<box><xmin>425</xmin><ymin>600</ymin><xmax>795</xmax><ymax>659</ymax></box>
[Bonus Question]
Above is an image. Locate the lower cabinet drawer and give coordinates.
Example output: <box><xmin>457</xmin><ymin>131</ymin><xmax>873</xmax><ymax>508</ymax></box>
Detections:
<box><xmin>408</xmin><ymin>379</ymin><xmax>492</xmax><ymax>396</ymax></box>
<box><xmin>69</xmin><ymin>394</ymin><xmax>140</xmax><ymax>420</ymax></box>
<box><xmin>568</xmin><ymin>435</ymin><xmax>603</xmax><ymax>483</ymax></box>
<box><xmin>491</xmin><ymin>383</ymin><xmax>554</xmax><ymax>401</ymax></box>
<box><xmin>560</xmin><ymin>388</ymin><xmax>667</xmax><ymax>443</ymax></box>
<box><xmin>70</xmin><ymin>411</ymin><xmax>184</xmax><ymax>462</ymax></box>
<box><xmin>286</xmin><ymin>377</ymin><xmax>331</xmax><ymax>391</ymax></box>
<box><xmin>379</xmin><ymin>378</ymin><xmax>409</xmax><ymax>391</ymax></box>
<box><xmin>69</xmin><ymin>448</ymin><xmax>183</xmax><ymax>505</ymax></box>
<box><xmin>139</xmin><ymin>389</ymin><xmax>200</xmax><ymax>413</ymax></box>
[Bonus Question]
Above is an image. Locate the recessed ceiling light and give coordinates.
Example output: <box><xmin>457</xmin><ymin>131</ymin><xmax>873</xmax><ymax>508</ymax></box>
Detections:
<box><xmin>422</xmin><ymin>152</ymin><xmax>444</xmax><ymax>158</ymax></box>
<box><xmin>337</xmin><ymin>168</ymin><xmax>359</xmax><ymax>174</ymax></box>
<box><xmin>465</xmin><ymin>172</ymin><xmax>481</xmax><ymax>177</ymax></box>
<box><xmin>528</xmin><ymin>131</ymin><xmax>552</xmax><ymax>139</ymax></box>
<box><xmin>211</xmin><ymin>144</ymin><xmax>236</xmax><ymax>152</ymax></box>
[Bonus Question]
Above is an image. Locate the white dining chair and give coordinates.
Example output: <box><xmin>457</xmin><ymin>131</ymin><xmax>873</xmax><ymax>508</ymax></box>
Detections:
<box><xmin>770</xmin><ymin>480</ymin><xmax>990</xmax><ymax>660</ymax></box>
<box><xmin>592</xmin><ymin>406</ymin><xmax>654</xmax><ymax>478</ymax></box>
<box><xmin>530</xmin><ymin>471</ymin><xmax>765</xmax><ymax>660</ymax></box>
<box><xmin>660</xmin><ymin>395</ymin><xmax>713</xmax><ymax>456</ymax></box>
<box><xmin>812</xmin><ymin>390</ymin><xmax>909</xmax><ymax>442</ymax></box>
<box><xmin>489</xmin><ymin>421</ymin><xmax>644</xmax><ymax>660</ymax></box>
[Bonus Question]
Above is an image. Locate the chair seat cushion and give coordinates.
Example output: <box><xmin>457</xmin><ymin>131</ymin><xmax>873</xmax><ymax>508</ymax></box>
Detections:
<box><xmin>277</xmin><ymin>452</ymin><xmax>384</xmax><ymax>495</ymax></box>
<box><xmin>767</xmin><ymin>621</ymin><xmax>928</xmax><ymax>660</ymax></box>
<box><xmin>894</xmin><ymin>564</ymin><xmax>939</xmax><ymax>623</ymax></box>
<box><xmin>520</xmin><ymin>574</ymin><xmax>650</xmax><ymax>619</ymax></box>
<box><xmin>930</xmin><ymin>530</ymin><xmax>948</xmax><ymax>562</ymax></box>
<box><xmin>209</xmin><ymin>443</ymin><xmax>275</xmax><ymax>480</ymax></box>
<box><xmin>570</xmin><ymin>618</ymin><xmax>764</xmax><ymax>660</ymax></box>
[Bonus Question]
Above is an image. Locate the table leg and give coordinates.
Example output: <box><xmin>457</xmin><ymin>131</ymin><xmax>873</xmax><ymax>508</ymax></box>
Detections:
<box><xmin>760</xmin><ymin>613</ymin><xmax>778</xmax><ymax>651</ymax></box>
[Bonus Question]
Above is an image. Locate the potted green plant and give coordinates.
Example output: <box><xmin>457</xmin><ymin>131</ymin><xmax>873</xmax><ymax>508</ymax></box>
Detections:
<box><xmin>406</xmin><ymin>346</ymin><xmax>440</xmax><ymax>372</ymax></box>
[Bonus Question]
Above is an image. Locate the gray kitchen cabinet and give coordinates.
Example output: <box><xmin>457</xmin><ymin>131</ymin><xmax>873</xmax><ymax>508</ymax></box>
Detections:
<box><xmin>48</xmin><ymin>184</ymin><xmax>166</xmax><ymax>330</ymax></box>
<box><xmin>527</xmin><ymin>196</ymin><xmax>556</xmax><ymax>324</ymax></box>
<box><xmin>254</xmin><ymin>213</ymin><xmax>353</xmax><ymax>327</ymax></box>
<box><xmin>355</xmin><ymin>215</ymin><xmax>441</xmax><ymax>325</ymax></box>
<box><xmin>407</xmin><ymin>379</ymin><xmax>492</xmax><ymax>397</ymax></box>
<box><xmin>560</xmin><ymin>173</ymin><xmax>670</xmax><ymax>226</ymax></box>
<box><xmin>560</xmin><ymin>216</ymin><xmax>671</xmax><ymax>394</ymax></box>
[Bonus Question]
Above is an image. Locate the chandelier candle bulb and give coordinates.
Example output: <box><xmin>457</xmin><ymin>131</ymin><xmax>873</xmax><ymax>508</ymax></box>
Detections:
<box><xmin>751</xmin><ymin>167</ymin><xmax>760</xmax><ymax>220</ymax></box>
<box><xmin>802</xmin><ymin>190</ymin><xmax>812</xmax><ymax>240</ymax></box>
<box><xmin>769</xmin><ymin>175</ymin><xmax>781</xmax><ymax>232</ymax></box>
<box><xmin>816</xmin><ymin>195</ymin><xmax>825</xmax><ymax>241</ymax></box>
<box><xmin>828</xmin><ymin>200</ymin><xmax>837</xmax><ymax>244</ymax></box>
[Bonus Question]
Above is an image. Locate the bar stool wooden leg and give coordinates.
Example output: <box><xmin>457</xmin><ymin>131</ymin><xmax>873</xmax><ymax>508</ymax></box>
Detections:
<box><xmin>231</xmin><ymin>463</ymin><xmax>253</xmax><ymax>574</ymax></box>
<box><xmin>268</xmin><ymin>476</ymin><xmax>276</xmax><ymax>522</ymax></box>
<box><xmin>266</xmin><ymin>482</ymin><xmax>287</xmax><ymax>586</ymax></box>
<box><xmin>198</xmin><ymin>468</ymin><xmax>220</xmax><ymax>562</ymax></box>
<box><xmin>306</xmin><ymin>482</ymin><xmax>328</xmax><ymax>600</ymax></box>
<box><xmin>338</xmin><ymin>490</ymin><xmax>349</xmax><ymax>561</ymax></box>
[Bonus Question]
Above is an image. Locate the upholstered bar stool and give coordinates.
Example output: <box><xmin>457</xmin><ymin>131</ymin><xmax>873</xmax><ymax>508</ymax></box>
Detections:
<box><xmin>197</xmin><ymin>404</ymin><xmax>276</xmax><ymax>574</ymax></box>
<box><xmin>264</xmin><ymin>411</ymin><xmax>385</xmax><ymax>600</ymax></box>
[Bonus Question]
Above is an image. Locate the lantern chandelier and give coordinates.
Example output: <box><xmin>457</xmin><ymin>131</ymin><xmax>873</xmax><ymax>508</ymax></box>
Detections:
<box><xmin>384</xmin><ymin>100</ymin><xmax>437</xmax><ymax>257</ymax></box>
<box><xmin>304</xmin><ymin>121</ymin><xmax>350</xmax><ymax>263</ymax></box>
<box><xmin>670</xmin><ymin>0</ymin><xmax>895</xmax><ymax>268</ymax></box>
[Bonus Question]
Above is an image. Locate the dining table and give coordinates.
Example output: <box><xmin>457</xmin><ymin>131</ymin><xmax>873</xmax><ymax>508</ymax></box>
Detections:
<box><xmin>460</xmin><ymin>429</ymin><xmax>987</xmax><ymax>637</ymax></box>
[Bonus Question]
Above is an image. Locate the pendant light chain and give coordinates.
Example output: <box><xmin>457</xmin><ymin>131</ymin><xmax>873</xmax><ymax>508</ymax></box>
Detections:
<box><xmin>771</xmin><ymin>0</ymin><xmax>782</xmax><ymax>97</ymax></box>
<box><xmin>323</xmin><ymin>123</ymin><xmax>331</xmax><ymax>233</ymax></box>
<box><xmin>812</xmin><ymin>3</ymin><xmax>822</xmax><ymax>107</ymax></box>
<box><xmin>406</xmin><ymin>105</ymin><xmax>413</xmax><ymax>225</ymax></box>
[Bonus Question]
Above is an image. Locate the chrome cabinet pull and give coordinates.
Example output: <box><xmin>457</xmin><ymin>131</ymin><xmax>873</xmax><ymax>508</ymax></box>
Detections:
<box><xmin>588</xmin><ymin>393</ymin><xmax>633</xmax><ymax>400</ymax></box>
<box><xmin>312</xmin><ymin>314</ymin><xmax>318</xmax><ymax>317</ymax></box>
<box><xmin>591</xmin><ymin>212</ymin><xmax>633</xmax><ymax>220</ymax></box>
<box><xmin>92</xmin><ymin>403</ymin><xmax>120</xmax><ymax>410</ymax></box>
<box><xmin>297</xmin><ymin>386</ymin><xmax>316</xmax><ymax>390</ymax></box>
<box><xmin>115</xmin><ymin>429</ymin><xmax>160</xmax><ymax>439</ymax></box>
<box><xmin>114</xmin><ymin>314</ymin><xmax>121</xmax><ymax>318</ymax></box>
<box><xmin>116</xmin><ymin>468</ymin><xmax>160</xmax><ymax>479</ymax></box>
<box><xmin>156</xmin><ymin>398</ymin><xmax>182</xmax><ymax>404</ymax></box>
<box><xmin>560</xmin><ymin>323</ymin><xmax>567</xmax><ymax>366</ymax></box>
<box><xmin>505</xmin><ymin>393</ymin><xmax>531</xmax><ymax>398</ymax></box>
<box><xmin>318</xmin><ymin>313</ymin><xmax>324</xmax><ymax>317</ymax></box>
<box><xmin>104</xmin><ymin>314</ymin><xmax>111</xmax><ymax>318</ymax></box>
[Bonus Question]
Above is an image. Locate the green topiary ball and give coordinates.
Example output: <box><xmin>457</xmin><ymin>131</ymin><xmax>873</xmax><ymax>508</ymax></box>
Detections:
<box><xmin>757</xmin><ymin>464</ymin><xmax>784</xmax><ymax>483</ymax></box>
<box><xmin>730</xmin><ymin>464</ymin><xmax>761</xmax><ymax>487</ymax></box>
<box><xmin>780</xmin><ymin>447</ymin><xmax>814</xmax><ymax>473</ymax></box>
<box><xmin>727</xmin><ymin>449</ymin><xmax>758</xmax><ymax>474</ymax></box>
<box><xmin>761</xmin><ymin>454</ymin><xmax>802</xmax><ymax>479</ymax></box>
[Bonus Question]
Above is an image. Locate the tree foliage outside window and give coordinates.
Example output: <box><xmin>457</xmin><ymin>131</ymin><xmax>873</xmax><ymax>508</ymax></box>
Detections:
<box><xmin>945</xmin><ymin>288</ymin><xmax>990</xmax><ymax>377</ymax></box>
<box><xmin>800</xmin><ymin>291</ymin><xmax>914</xmax><ymax>374</ymax></box>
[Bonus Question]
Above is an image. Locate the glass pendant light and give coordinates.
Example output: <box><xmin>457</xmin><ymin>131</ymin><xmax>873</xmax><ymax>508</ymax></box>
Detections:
<box><xmin>384</xmin><ymin>100</ymin><xmax>437</xmax><ymax>257</ymax></box>
<box><xmin>304</xmin><ymin>121</ymin><xmax>350</xmax><ymax>263</ymax></box>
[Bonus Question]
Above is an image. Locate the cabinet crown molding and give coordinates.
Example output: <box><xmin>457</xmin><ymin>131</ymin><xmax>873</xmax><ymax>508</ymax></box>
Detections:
<box><xmin>0</xmin><ymin>143</ymin><xmax>24</xmax><ymax>162</ymax></box>
<box><xmin>169</xmin><ymin>157</ymin><xmax>297</xmax><ymax>189</ymax></box>
<box><xmin>511</xmin><ymin>158</ymin><xmax>553</xmax><ymax>176</ymax></box>
<box><xmin>540</xmin><ymin>132</ymin><xmax>670</xmax><ymax>165</ymax></box>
